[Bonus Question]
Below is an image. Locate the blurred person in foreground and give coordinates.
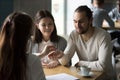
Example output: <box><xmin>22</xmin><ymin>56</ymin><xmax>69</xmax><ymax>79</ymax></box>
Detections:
<box><xmin>0</xmin><ymin>12</ymin><xmax>46</xmax><ymax>80</ymax></box>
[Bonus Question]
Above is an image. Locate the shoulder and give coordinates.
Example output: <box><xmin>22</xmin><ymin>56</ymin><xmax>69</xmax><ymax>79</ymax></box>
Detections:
<box><xmin>95</xmin><ymin>27</ymin><xmax>111</xmax><ymax>39</ymax></box>
<box><xmin>58</xmin><ymin>36</ymin><xmax>66</xmax><ymax>41</ymax></box>
<box><xmin>98</xmin><ymin>9</ymin><xmax>108</xmax><ymax>15</ymax></box>
<box><xmin>57</xmin><ymin>36</ymin><xmax>67</xmax><ymax>44</ymax></box>
<box><xmin>95</xmin><ymin>27</ymin><xmax>109</xmax><ymax>34</ymax></box>
<box><xmin>27</xmin><ymin>54</ymin><xmax>40</xmax><ymax>65</ymax></box>
<box><xmin>66</xmin><ymin>30</ymin><xmax>80</xmax><ymax>42</ymax></box>
<box><xmin>70</xmin><ymin>30</ymin><xmax>79</xmax><ymax>37</ymax></box>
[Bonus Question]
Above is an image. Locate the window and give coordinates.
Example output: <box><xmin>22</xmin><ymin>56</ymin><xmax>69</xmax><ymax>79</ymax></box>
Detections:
<box><xmin>51</xmin><ymin>0</ymin><xmax>91</xmax><ymax>36</ymax></box>
<box><xmin>51</xmin><ymin>0</ymin><xmax>65</xmax><ymax>36</ymax></box>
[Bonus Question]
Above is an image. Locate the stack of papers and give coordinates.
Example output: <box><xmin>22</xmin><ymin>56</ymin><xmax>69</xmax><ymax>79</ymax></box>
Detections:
<box><xmin>46</xmin><ymin>73</ymin><xmax>79</xmax><ymax>80</ymax></box>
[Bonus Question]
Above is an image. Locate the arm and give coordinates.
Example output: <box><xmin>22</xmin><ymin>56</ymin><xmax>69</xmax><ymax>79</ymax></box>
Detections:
<box><xmin>31</xmin><ymin>57</ymin><xmax>46</xmax><ymax>80</ymax></box>
<box><xmin>30</xmin><ymin>41</ymin><xmax>56</xmax><ymax>58</ymax></box>
<box><xmin>55</xmin><ymin>36</ymin><xmax>67</xmax><ymax>51</ymax></box>
<box><xmin>59</xmin><ymin>33</ymin><xmax>76</xmax><ymax>66</ymax></box>
<box><xmin>104</xmin><ymin>11</ymin><xmax>115</xmax><ymax>28</ymax></box>
<box><xmin>27</xmin><ymin>54</ymin><xmax>46</xmax><ymax>80</ymax></box>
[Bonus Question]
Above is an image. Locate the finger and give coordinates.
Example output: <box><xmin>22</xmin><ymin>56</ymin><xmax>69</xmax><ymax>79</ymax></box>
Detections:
<box><xmin>48</xmin><ymin>51</ymin><xmax>56</xmax><ymax>58</ymax></box>
<box><xmin>49</xmin><ymin>46</ymin><xmax>56</xmax><ymax>51</ymax></box>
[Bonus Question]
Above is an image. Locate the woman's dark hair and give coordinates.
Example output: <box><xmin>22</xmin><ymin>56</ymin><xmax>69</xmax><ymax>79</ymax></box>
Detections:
<box><xmin>75</xmin><ymin>5</ymin><xmax>93</xmax><ymax>20</ymax></box>
<box><xmin>33</xmin><ymin>10</ymin><xmax>58</xmax><ymax>43</ymax></box>
<box><xmin>0</xmin><ymin>12</ymin><xmax>33</xmax><ymax>80</ymax></box>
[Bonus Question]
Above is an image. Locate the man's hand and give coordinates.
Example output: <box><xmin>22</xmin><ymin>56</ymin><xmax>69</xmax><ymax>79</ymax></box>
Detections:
<box><xmin>74</xmin><ymin>62</ymin><xmax>80</xmax><ymax>68</ymax></box>
<box><xmin>48</xmin><ymin>50</ymin><xmax>64</xmax><ymax>60</ymax></box>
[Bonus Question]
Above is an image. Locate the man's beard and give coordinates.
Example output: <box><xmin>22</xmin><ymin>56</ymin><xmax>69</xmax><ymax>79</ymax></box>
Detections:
<box><xmin>79</xmin><ymin>26</ymin><xmax>89</xmax><ymax>34</ymax></box>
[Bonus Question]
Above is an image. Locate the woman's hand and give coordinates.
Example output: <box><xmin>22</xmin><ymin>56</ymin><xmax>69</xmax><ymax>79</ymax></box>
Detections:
<box><xmin>41</xmin><ymin>45</ymin><xmax>56</xmax><ymax>57</ymax></box>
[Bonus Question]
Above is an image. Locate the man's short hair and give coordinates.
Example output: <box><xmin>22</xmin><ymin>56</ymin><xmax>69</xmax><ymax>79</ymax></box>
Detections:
<box><xmin>75</xmin><ymin>5</ymin><xmax>93</xmax><ymax>19</ymax></box>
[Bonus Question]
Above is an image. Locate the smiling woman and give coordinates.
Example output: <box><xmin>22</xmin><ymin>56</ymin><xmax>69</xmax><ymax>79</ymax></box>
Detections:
<box><xmin>28</xmin><ymin>10</ymin><xmax>71</xmax><ymax>68</ymax></box>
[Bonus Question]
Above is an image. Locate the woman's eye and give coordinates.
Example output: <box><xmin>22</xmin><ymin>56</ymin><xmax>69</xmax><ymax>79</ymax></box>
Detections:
<box><xmin>48</xmin><ymin>23</ymin><xmax>53</xmax><ymax>26</ymax></box>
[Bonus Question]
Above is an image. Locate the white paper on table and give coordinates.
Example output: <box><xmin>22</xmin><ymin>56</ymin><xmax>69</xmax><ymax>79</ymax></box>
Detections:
<box><xmin>46</xmin><ymin>73</ymin><xmax>79</xmax><ymax>80</ymax></box>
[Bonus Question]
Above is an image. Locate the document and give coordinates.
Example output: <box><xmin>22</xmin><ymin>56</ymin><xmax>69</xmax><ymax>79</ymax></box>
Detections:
<box><xmin>46</xmin><ymin>73</ymin><xmax>79</xmax><ymax>80</ymax></box>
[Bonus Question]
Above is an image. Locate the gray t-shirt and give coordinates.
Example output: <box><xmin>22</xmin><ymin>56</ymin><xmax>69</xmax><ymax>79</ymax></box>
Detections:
<box><xmin>26</xmin><ymin>54</ymin><xmax>46</xmax><ymax>80</ymax></box>
<box><xmin>92</xmin><ymin>7</ymin><xmax>114</xmax><ymax>28</ymax></box>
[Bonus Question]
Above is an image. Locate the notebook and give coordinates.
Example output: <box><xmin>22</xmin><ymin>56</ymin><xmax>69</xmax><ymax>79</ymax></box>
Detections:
<box><xmin>46</xmin><ymin>73</ymin><xmax>79</xmax><ymax>80</ymax></box>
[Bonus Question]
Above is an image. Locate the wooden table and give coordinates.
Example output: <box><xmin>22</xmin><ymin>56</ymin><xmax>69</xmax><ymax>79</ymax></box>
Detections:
<box><xmin>102</xmin><ymin>22</ymin><xmax>120</xmax><ymax>30</ymax></box>
<box><xmin>43</xmin><ymin>66</ymin><xmax>102</xmax><ymax>80</ymax></box>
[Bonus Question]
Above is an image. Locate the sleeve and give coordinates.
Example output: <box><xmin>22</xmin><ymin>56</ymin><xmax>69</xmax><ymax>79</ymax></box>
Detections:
<box><xmin>26</xmin><ymin>38</ymin><xmax>39</xmax><ymax>54</ymax></box>
<box><xmin>79</xmin><ymin>32</ymin><xmax>113</xmax><ymax>71</ymax></box>
<box><xmin>26</xmin><ymin>39</ymin><xmax>33</xmax><ymax>54</ymax></box>
<box><xmin>104</xmin><ymin>11</ymin><xmax>115</xmax><ymax>28</ymax></box>
<box><xmin>57</xmin><ymin>36</ymin><xmax>67</xmax><ymax>51</ymax></box>
<box><xmin>31</xmin><ymin>56</ymin><xmax>46</xmax><ymax>80</ymax></box>
<box><xmin>59</xmin><ymin>32</ymin><xmax>76</xmax><ymax>65</ymax></box>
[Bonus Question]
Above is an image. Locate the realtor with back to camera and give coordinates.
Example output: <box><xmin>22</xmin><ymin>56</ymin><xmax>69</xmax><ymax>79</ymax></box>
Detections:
<box><xmin>48</xmin><ymin>5</ymin><xmax>117</xmax><ymax>80</ymax></box>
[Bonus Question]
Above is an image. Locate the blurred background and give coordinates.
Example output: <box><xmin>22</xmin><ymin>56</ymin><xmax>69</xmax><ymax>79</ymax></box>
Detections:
<box><xmin>0</xmin><ymin>0</ymin><xmax>116</xmax><ymax>36</ymax></box>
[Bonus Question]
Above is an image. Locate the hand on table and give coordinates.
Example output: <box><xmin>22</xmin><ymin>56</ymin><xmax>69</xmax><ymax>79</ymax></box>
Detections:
<box><xmin>116</xmin><ymin>20</ymin><xmax>120</xmax><ymax>23</ymax></box>
<box><xmin>74</xmin><ymin>62</ymin><xmax>80</xmax><ymax>68</ymax></box>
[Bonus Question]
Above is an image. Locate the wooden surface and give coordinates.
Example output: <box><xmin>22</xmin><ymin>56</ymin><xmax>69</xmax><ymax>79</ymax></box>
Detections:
<box><xmin>102</xmin><ymin>22</ymin><xmax>120</xmax><ymax>30</ymax></box>
<box><xmin>44</xmin><ymin>66</ymin><xmax>102</xmax><ymax>80</ymax></box>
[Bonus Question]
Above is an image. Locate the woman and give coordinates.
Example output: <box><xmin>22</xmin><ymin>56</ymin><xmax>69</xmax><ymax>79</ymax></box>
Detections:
<box><xmin>0</xmin><ymin>12</ymin><xmax>46</xmax><ymax>80</ymax></box>
<box><xmin>29</xmin><ymin>10</ymin><xmax>70</xmax><ymax>68</ymax></box>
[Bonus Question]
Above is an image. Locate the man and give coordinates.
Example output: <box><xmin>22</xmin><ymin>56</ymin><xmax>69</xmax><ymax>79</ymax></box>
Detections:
<box><xmin>109</xmin><ymin>0</ymin><xmax>120</xmax><ymax>22</ymax></box>
<box><xmin>91</xmin><ymin>0</ymin><xmax>114</xmax><ymax>28</ymax></box>
<box><xmin>49</xmin><ymin>6</ymin><xmax>116</xmax><ymax>80</ymax></box>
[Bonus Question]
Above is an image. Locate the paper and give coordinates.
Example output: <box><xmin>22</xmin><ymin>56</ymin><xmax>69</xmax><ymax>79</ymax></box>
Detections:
<box><xmin>46</xmin><ymin>73</ymin><xmax>79</xmax><ymax>80</ymax></box>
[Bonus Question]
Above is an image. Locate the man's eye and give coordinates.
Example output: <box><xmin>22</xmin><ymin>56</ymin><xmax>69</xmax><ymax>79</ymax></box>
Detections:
<box><xmin>41</xmin><ymin>24</ymin><xmax>46</xmax><ymax>26</ymax></box>
<box><xmin>74</xmin><ymin>21</ymin><xmax>77</xmax><ymax>23</ymax></box>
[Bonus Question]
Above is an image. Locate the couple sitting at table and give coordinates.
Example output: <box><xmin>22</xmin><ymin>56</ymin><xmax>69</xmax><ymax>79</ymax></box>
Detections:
<box><xmin>27</xmin><ymin>5</ymin><xmax>116</xmax><ymax>80</ymax></box>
